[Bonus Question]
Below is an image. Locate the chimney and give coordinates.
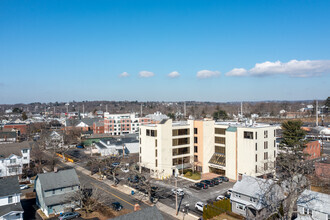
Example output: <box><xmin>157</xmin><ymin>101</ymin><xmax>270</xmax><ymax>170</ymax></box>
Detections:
<box><xmin>238</xmin><ymin>174</ymin><xmax>243</xmax><ymax>181</ymax></box>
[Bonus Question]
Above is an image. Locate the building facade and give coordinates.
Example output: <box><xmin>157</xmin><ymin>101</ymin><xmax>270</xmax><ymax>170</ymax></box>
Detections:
<box><xmin>139</xmin><ymin>119</ymin><xmax>278</xmax><ymax>180</ymax></box>
<box><xmin>104</xmin><ymin>113</ymin><xmax>151</xmax><ymax>135</ymax></box>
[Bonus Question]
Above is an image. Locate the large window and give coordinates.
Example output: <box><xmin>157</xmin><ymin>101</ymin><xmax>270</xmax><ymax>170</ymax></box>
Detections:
<box><xmin>264</xmin><ymin>152</ymin><xmax>268</xmax><ymax>160</ymax></box>
<box><xmin>215</xmin><ymin>128</ymin><xmax>226</xmax><ymax>135</ymax></box>
<box><xmin>172</xmin><ymin>156</ymin><xmax>190</xmax><ymax>166</ymax></box>
<box><xmin>172</xmin><ymin>147</ymin><xmax>190</xmax><ymax>156</ymax></box>
<box><xmin>8</xmin><ymin>196</ymin><xmax>13</xmax><ymax>203</ymax></box>
<box><xmin>264</xmin><ymin>141</ymin><xmax>268</xmax><ymax>149</ymax></box>
<box><xmin>244</xmin><ymin>131</ymin><xmax>253</xmax><ymax>139</ymax></box>
<box><xmin>215</xmin><ymin>137</ymin><xmax>226</xmax><ymax>144</ymax></box>
<box><xmin>172</xmin><ymin>129</ymin><xmax>190</xmax><ymax>136</ymax></box>
<box><xmin>194</xmin><ymin>146</ymin><xmax>198</xmax><ymax>153</ymax></box>
<box><xmin>194</xmin><ymin>137</ymin><xmax>198</xmax><ymax>144</ymax></box>
<box><xmin>173</xmin><ymin>138</ymin><xmax>190</xmax><ymax>146</ymax></box>
<box><xmin>215</xmin><ymin>146</ymin><xmax>225</xmax><ymax>155</ymax></box>
<box><xmin>194</xmin><ymin>128</ymin><xmax>198</xmax><ymax>134</ymax></box>
<box><xmin>10</xmin><ymin>159</ymin><xmax>16</xmax><ymax>164</ymax></box>
<box><xmin>146</xmin><ymin>129</ymin><xmax>157</xmax><ymax>137</ymax></box>
<box><xmin>264</xmin><ymin>130</ymin><xmax>268</xmax><ymax>138</ymax></box>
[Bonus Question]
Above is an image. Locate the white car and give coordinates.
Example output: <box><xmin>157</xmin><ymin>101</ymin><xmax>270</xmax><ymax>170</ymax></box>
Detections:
<box><xmin>195</xmin><ymin>201</ymin><xmax>206</xmax><ymax>212</ymax></box>
<box><xmin>171</xmin><ymin>188</ymin><xmax>184</xmax><ymax>196</ymax></box>
<box><xmin>20</xmin><ymin>185</ymin><xmax>29</xmax><ymax>190</ymax></box>
<box><xmin>215</xmin><ymin>195</ymin><xmax>225</xmax><ymax>201</ymax></box>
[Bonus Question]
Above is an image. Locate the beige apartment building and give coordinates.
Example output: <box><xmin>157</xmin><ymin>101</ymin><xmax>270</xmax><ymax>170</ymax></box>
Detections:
<box><xmin>139</xmin><ymin>119</ymin><xmax>277</xmax><ymax>180</ymax></box>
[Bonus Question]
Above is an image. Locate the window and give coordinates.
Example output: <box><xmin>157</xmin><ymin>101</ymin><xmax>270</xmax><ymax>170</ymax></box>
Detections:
<box><xmin>172</xmin><ymin>147</ymin><xmax>190</xmax><ymax>156</ymax></box>
<box><xmin>8</xmin><ymin>196</ymin><xmax>13</xmax><ymax>203</ymax></box>
<box><xmin>9</xmin><ymin>168</ymin><xmax>18</xmax><ymax>173</ymax></box>
<box><xmin>140</xmin><ymin>147</ymin><xmax>141</xmax><ymax>153</ymax></box>
<box><xmin>151</xmin><ymin>130</ymin><xmax>157</xmax><ymax>137</ymax></box>
<box><xmin>215</xmin><ymin>146</ymin><xmax>225</xmax><ymax>155</ymax></box>
<box><xmin>194</xmin><ymin>137</ymin><xmax>198</xmax><ymax>144</ymax></box>
<box><xmin>255</xmin><ymin>132</ymin><xmax>257</xmax><ymax>139</ymax></box>
<box><xmin>52</xmin><ymin>189</ymin><xmax>55</xmax><ymax>195</ymax></box>
<box><xmin>155</xmin><ymin>159</ymin><xmax>158</xmax><ymax>167</ymax></box>
<box><xmin>250</xmin><ymin>198</ymin><xmax>256</xmax><ymax>203</ymax></box>
<box><xmin>244</xmin><ymin>131</ymin><xmax>253</xmax><ymax>139</ymax></box>
<box><xmin>274</xmin><ymin>140</ymin><xmax>276</xmax><ymax>148</ymax></box>
<box><xmin>255</xmin><ymin>154</ymin><xmax>257</xmax><ymax>162</ymax></box>
<box><xmin>304</xmin><ymin>208</ymin><xmax>307</xmax><ymax>214</ymax></box>
<box><xmin>146</xmin><ymin>129</ymin><xmax>150</xmax><ymax>136</ymax></box>
<box><xmin>194</xmin><ymin>128</ymin><xmax>198</xmax><ymax>134</ymax></box>
<box><xmin>155</xmin><ymin>139</ymin><xmax>157</xmax><ymax>147</ymax></box>
<box><xmin>255</xmin><ymin>143</ymin><xmax>257</xmax><ymax>151</ymax></box>
<box><xmin>264</xmin><ymin>163</ymin><xmax>268</xmax><ymax>171</ymax></box>
<box><xmin>236</xmin><ymin>204</ymin><xmax>245</xmax><ymax>211</ymax></box>
<box><xmin>172</xmin><ymin>157</ymin><xmax>190</xmax><ymax>166</ymax></box>
<box><xmin>155</xmin><ymin>149</ymin><xmax>157</xmax><ymax>157</ymax></box>
<box><xmin>215</xmin><ymin>137</ymin><xmax>225</xmax><ymax>144</ymax></box>
<box><xmin>215</xmin><ymin>128</ymin><xmax>226</xmax><ymax>135</ymax></box>
<box><xmin>308</xmin><ymin>209</ymin><xmax>312</xmax><ymax>216</ymax></box>
<box><xmin>274</xmin><ymin>130</ymin><xmax>276</xmax><ymax>137</ymax></box>
<box><xmin>71</xmin><ymin>186</ymin><xmax>74</xmax><ymax>190</ymax></box>
<box><xmin>264</xmin><ymin>152</ymin><xmax>268</xmax><ymax>160</ymax></box>
<box><xmin>235</xmin><ymin>193</ymin><xmax>241</xmax><ymax>198</ymax></box>
<box><xmin>23</xmin><ymin>157</ymin><xmax>27</xmax><ymax>160</ymax></box>
<box><xmin>139</xmin><ymin>138</ymin><xmax>141</xmax><ymax>144</ymax></box>
<box><xmin>264</xmin><ymin>141</ymin><xmax>268</xmax><ymax>149</ymax></box>
<box><xmin>194</xmin><ymin>146</ymin><xmax>198</xmax><ymax>153</ymax></box>
<box><xmin>10</xmin><ymin>158</ymin><xmax>16</xmax><ymax>164</ymax></box>
<box><xmin>264</xmin><ymin>130</ymin><xmax>268</xmax><ymax>138</ymax></box>
<box><xmin>194</xmin><ymin>155</ymin><xmax>198</xmax><ymax>162</ymax></box>
<box><xmin>255</xmin><ymin>165</ymin><xmax>258</xmax><ymax>173</ymax></box>
<box><xmin>274</xmin><ymin>150</ymin><xmax>276</xmax><ymax>157</ymax></box>
<box><xmin>22</xmin><ymin>149</ymin><xmax>28</xmax><ymax>153</ymax></box>
<box><xmin>172</xmin><ymin>129</ymin><xmax>189</xmax><ymax>136</ymax></box>
<box><xmin>173</xmin><ymin>138</ymin><xmax>190</xmax><ymax>146</ymax></box>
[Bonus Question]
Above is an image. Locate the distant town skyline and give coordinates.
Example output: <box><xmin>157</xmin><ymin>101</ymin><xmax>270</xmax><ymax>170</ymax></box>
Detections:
<box><xmin>1</xmin><ymin>0</ymin><xmax>330</xmax><ymax>104</ymax></box>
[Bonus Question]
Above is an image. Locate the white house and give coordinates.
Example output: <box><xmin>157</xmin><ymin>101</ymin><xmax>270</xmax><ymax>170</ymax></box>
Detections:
<box><xmin>296</xmin><ymin>190</ymin><xmax>330</xmax><ymax>220</ymax></box>
<box><xmin>0</xmin><ymin>142</ymin><xmax>31</xmax><ymax>178</ymax></box>
<box><xmin>0</xmin><ymin>176</ymin><xmax>24</xmax><ymax>220</ymax></box>
<box><xmin>94</xmin><ymin>136</ymin><xmax>139</xmax><ymax>156</ymax></box>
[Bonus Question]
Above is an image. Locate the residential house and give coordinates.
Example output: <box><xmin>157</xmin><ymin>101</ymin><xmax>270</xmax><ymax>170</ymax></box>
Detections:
<box><xmin>0</xmin><ymin>176</ymin><xmax>24</xmax><ymax>220</ymax></box>
<box><xmin>35</xmin><ymin>169</ymin><xmax>80</xmax><ymax>217</ymax></box>
<box><xmin>93</xmin><ymin>121</ymin><xmax>104</xmax><ymax>134</ymax></box>
<box><xmin>296</xmin><ymin>190</ymin><xmax>330</xmax><ymax>220</ymax></box>
<box><xmin>95</xmin><ymin>135</ymin><xmax>139</xmax><ymax>156</ymax></box>
<box><xmin>0</xmin><ymin>142</ymin><xmax>31</xmax><ymax>178</ymax></box>
<box><xmin>230</xmin><ymin>175</ymin><xmax>282</xmax><ymax>219</ymax></box>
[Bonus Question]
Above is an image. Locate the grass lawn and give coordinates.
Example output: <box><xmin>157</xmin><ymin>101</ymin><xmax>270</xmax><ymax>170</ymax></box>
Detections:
<box><xmin>184</xmin><ymin>172</ymin><xmax>201</xmax><ymax>180</ymax></box>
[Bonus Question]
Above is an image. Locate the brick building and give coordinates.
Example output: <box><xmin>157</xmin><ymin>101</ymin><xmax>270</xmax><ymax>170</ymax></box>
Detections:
<box><xmin>303</xmin><ymin>140</ymin><xmax>321</xmax><ymax>160</ymax></box>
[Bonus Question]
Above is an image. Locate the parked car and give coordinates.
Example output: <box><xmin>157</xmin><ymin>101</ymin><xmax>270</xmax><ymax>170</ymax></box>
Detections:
<box><xmin>171</xmin><ymin>188</ymin><xmax>184</xmax><ymax>196</ymax></box>
<box><xmin>58</xmin><ymin>212</ymin><xmax>81</xmax><ymax>220</ymax></box>
<box><xmin>215</xmin><ymin>195</ymin><xmax>225</xmax><ymax>201</ymax></box>
<box><xmin>201</xmin><ymin>180</ymin><xmax>214</xmax><ymax>187</ymax></box>
<box><xmin>219</xmin><ymin>176</ymin><xmax>229</xmax><ymax>182</ymax></box>
<box><xmin>128</xmin><ymin>175</ymin><xmax>139</xmax><ymax>183</ymax></box>
<box><xmin>112</xmin><ymin>202</ymin><xmax>123</xmax><ymax>211</ymax></box>
<box><xmin>111</xmin><ymin>162</ymin><xmax>120</xmax><ymax>167</ymax></box>
<box><xmin>212</xmin><ymin>177</ymin><xmax>223</xmax><ymax>184</ymax></box>
<box><xmin>20</xmin><ymin>184</ymin><xmax>29</xmax><ymax>190</ymax></box>
<box><xmin>211</xmin><ymin>178</ymin><xmax>220</xmax><ymax>185</ymax></box>
<box><xmin>195</xmin><ymin>202</ymin><xmax>206</xmax><ymax>212</ymax></box>
<box><xmin>194</xmin><ymin>182</ymin><xmax>208</xmax><ymax>189</ymax></box>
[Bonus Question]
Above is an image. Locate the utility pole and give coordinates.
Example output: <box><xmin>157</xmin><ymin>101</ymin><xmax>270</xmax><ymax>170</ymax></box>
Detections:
<box><xmin>184</xmin><ymin>102</ymin><xmax>186</xmax><ymax>118</ymax></box>
<box><xmin>140</xmin><ymin>104</ymin><xmax>143</xmax><ymax>116</ymax></box>
<box><xmin>316</xmin><ymin>100</ymin><xmax>318</xmax><ymax>126</ymax></box>
<box><xmin>175</xmin><ymin>177</ymin><xmax>178</xmax><ymax>216</ymax></box>
<box><xmin>106</xmin><ymin>104</ymin><xmax>108</xmax><ymax>113</ymax></box>
<box><xmin>241</xmin><ymin>102</ymin><xmax>243</xmax><ymax>118</ymax></box>
<box><xmin>83</xmin><ymin>104</ymin><xmax>85</xmax><ymax>117</ymax></box>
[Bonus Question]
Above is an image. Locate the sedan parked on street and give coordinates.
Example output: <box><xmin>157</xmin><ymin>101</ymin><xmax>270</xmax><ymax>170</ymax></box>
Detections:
<box><xmin>58</xmin><ymin>212</ymin><xmax>81</xmax><ymax>220</ymax></box>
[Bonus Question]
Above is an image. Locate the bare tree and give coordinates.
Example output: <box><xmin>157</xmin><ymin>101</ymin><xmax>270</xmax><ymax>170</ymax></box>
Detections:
<box><xmin>71</xmin><ymin>186</ymin><xmax>103</xmax><ymax>214</ymax></box>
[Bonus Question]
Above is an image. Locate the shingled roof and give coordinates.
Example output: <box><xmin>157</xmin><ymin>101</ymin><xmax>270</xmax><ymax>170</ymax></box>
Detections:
<box><xmin>0</xmin><ymin>176</ymin><xmax>21</xmax><ymax>197</ymax></box>
<box><xmin>36</xmin><ymin>168</ymin><xmax>80</xmax><ymax>191</ymax></box>
<box><xmin>0</xmin><ymin>141</ymin><xmax>33</xmax><ymax>158</ymax></box>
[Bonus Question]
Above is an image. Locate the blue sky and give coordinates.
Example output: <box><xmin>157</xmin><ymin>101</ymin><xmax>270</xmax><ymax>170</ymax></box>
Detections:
<box><xmin>0</xmin><ymin>0</ymin><xmax>329</xmax><ymax>104</ymax></box>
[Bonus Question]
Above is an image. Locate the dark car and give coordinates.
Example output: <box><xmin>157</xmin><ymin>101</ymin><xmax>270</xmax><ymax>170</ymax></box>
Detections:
<box><xmin>212</xmin><ymin>177</ymin><xmax>223</xmax><ymax>184</ymax></box>
<box><xmin>111</xmin><ymin>162</ymin><xmax>120</xmax><ymax>167</ymax></box>
<box><xmin>112</xmin><ymin>202</ymin><xmax>123</xmax><ymax>211</ymax></box>
<box><xmin>128</xmin><ymin>175</ymin><xmax>139</xmax><ymax>183</ymax></box>
<box><xmin>201</xmin><ymin>180</ymin><xmax>214</xmax><ymax>187</ymax></box>
<box><xmin>195</xmin><ymin>182</ymin><xmax>208</xmax><ymax>189</ymax></box>
<box><xmin>58</xmin><ymin>212</ymin><xmax>81</xmax><ymax>220</ymax></box>
<box><xmin>219</xmin><ymin>176</ymin><xmax>229</xmax><ymax>182</ymax></box>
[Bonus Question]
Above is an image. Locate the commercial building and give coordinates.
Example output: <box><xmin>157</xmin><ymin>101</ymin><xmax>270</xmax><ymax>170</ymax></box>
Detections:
<box><xmin>139</xmin><ymin>119</ymin><xmax>277</xmax><ymax>180</ymax></box>
<box><xmin>104</xmin><ymin>113</ymin><xmax>151</xmax><ymax>135</ymax></box>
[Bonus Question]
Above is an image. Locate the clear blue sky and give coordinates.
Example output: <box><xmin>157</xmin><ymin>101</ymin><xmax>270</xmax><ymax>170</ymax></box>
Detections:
<box><xmin>1</xmin><ymin>0</ymin><xmax>329</xmax><ymax>104</ymax></box>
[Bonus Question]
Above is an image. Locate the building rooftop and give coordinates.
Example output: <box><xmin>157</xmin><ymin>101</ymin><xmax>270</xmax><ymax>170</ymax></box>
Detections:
<box><xmin>36</xmin><ymin>169</ymin><xmax>80</xmax><ymax>191</ymax></box>
<box><xmin>215</xmin><ymin>121</ymin><xmax>277</xmax><ymax>128</ymax></box>
<box><xmin>298</xmin><ymin>190</ymin><xmax>330</xmax><ymax>214</ymax></box>
<box><xmin>0</xmin><ymin>141</ymin><xmax>33</xmax><ymax>158</ymax></box>
<box><xmin>0</xmin><ymin>176</ymin><xmax>21</xmax><ymax>197</ymax></box>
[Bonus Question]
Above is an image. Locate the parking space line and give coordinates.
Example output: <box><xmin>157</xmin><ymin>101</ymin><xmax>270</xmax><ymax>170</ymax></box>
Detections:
<box><xmin>90</xmin><ymin>182</ymin><xmax>135</xmax><ymax>207</ymax></box>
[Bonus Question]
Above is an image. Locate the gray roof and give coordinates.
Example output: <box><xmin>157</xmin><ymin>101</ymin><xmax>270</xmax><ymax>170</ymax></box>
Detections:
<box><xmin>0</xmin><ymin>203</ymin><xmax>24</xmax><ymax>218</ymax></box>
<box><xmin>66</xmin><ymin>118</ymin><xmax>100</xmax><ymax>127</ymax></box>
<box><xmin>44</xmin><ymin>191</ymin><xmax>77</xmax><ymax>206</ymax></box>
<box><xmin>0</xmin><ymin>141</ymin><xmax>33</xmax><ymax>158</ymax></box>
<box><xmin>37</xmin><ymin>169</ymin><xmax>80</xmax><ymax>191</ymax></box>
<box><xmin>298</xmin><ymin>190</ymin><xmax>330</xmax><ymax>214</ymax></box>
<box><xmin>111</xmin><ymin>206</ymin><xmax>164</xmax><ymax>220</ymax></box>
<box><xmin>0</xmin><ymin>176</ymin><xmax>21</xmax><ymax>197</ymax></box>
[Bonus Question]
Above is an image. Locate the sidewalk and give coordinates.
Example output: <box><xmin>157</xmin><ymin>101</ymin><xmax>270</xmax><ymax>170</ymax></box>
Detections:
<box><xmin>64</xmin><ymin>162</ymin><xmax>199</xmax><ymax>219</ymax></box>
